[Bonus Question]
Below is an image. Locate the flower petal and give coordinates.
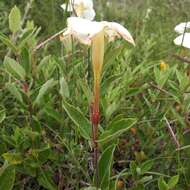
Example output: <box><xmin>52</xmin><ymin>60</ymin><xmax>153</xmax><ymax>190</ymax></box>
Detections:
<box><xmin>80</xmin><ymin>8</ymin><xmax>95</xmax><ymax>20</ymax></box>
<box><xmin>61</xmin><ymin>3</ymin><xmax>73</xmax><ymax>12</ymax></box>
<box><xmin>101</xmin><ymin>21</ymin><xmax>135</xmax><ymax>46</ymax></box>
<box><xmin>175</xmin><ymin>22</ymin><xmax>190</xmax><ymax>34</ymax></box>
<box><xmin>65</xmin><ymin>17</ymin><xmax>104</xmax><ymax>45</ymax></box>
<box><xmin>174</xmin><ymin>33</ymin><xmax>190</xmax><ymax>49</ymax></box>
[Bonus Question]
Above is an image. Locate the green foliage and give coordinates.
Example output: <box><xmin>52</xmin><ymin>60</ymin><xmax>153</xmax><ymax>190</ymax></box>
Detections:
<box><xmin>4</xmin><ymin>56</ymin><xmax>26</xmax><ymax>80</ymax></box>
<box><xmin>98</xmin><ymin>144</ymin><xmax>116</xmax><ymax>189</ymax></box>
<box><xmin>62</xmin><ymin>99</ymin><xmax>91</xmax><ymax>139</ymax></box>
<box><xmin>0</xmin><ymin>0</ymin><xmax>189</xmax><ymax>189</ymax></box>
<box><xmin>0</xmin><ymin>163</ymin><xmax>15</xmax><ymax>190</ymax></box>
<box><xmin>158</xmin><ymin>175</ymin><xmax>179</xmax><ymax>190</ymax></box>
<box><xmin>9</xmin><ymin>6</ymin><xmax>21</xmax><ymax>33</ymax></box>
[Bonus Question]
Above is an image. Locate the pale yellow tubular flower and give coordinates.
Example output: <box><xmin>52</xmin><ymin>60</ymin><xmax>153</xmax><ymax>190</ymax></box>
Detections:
<box><xmin>61</xmin><ymin>17</ymin><xmax>135</xmax><ymax>46</ymax></box>
<box><xmin>62</xmin><ymin>17</ymin><xmax>104</xmax><ymax>45</ymax></box>
<box><xmin>92</xmin><ymin>30</ymin><xmax>105</xmax><ymax>112</ymax></box>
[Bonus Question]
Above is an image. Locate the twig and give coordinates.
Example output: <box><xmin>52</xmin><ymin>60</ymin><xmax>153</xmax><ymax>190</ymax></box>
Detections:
<box><xmin>173</xmin><ymin>54</ymin><xmax>190</xmax><ymax>64</ymax></box>
<box><xmin>164</xmin><ymin>117</ymin><xmax>180</xmax><ymax>149</ymax></box>
<box><xmin>149</xmin><ymin>82</ymin><xmax>172</xmax><ymax>96</ymax></box>
<box><xmin>21</xmin><ymin>0</ymin><xmax>34</xmax><ymax>27</ymax></box>
<box><xmin>33</xmin><ymin>29</ymin><xmax>66</xmax><ymax>52</ymax></box>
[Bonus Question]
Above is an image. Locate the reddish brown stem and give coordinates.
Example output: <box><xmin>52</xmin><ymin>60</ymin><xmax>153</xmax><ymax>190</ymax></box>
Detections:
<box><xmin>90</xmin><ymin>102</ymin><xmax>100</xmax><ymax>188</ymax></box>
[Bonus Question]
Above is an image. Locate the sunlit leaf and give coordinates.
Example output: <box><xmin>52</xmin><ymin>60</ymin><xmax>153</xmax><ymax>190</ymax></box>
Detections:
<box><xmin>0</xmin><ymin>163</ymin><xmax>15</xmax><ymax>190</ymax></box>
<box><xmin>9</xmin><ymin>6</ymin><xmax>21</xmax><ymax>33</ymax></box>
<box><xmin>62</xmin><ymin>99</ymin><xmax>91</xmax><ymax>139</ymax></box>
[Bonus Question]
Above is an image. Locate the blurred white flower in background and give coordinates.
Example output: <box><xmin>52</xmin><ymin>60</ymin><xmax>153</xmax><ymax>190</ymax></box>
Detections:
<box><xmin>175</xmin><ymin>22</ymin><xmax>190</xmax><ymax>34</ymax></box>
<box><xmin>60</xmin><ymin>17</ymin><xmax>135</xmax><ymax>46</ymax></box>
<box><xmin>174</xmin><ymin>22</ymin><xmax>190</xmax><ymax>49</ymax></box>
<box><xmin>145</xmin><ymin>8</ymin><xmax>152</xmax><ymax>20</ymax></box>
<box><xmin>61</xmin><ymin>0</ymin><xmax>95</xmax><ymax>20</ymax></box>
<box><xmin>174</xmin><ymin>33</ymin><xmax>190</xmax><ymax>49</ymax></box>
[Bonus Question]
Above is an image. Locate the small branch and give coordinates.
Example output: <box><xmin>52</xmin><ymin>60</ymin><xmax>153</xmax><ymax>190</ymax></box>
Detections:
<box><xmin>21</xmin><ymin>0</ymin><xmax>34</xmax><ymax>27</ymax></box>
<box><xmin>149</xmin><ymin>82</ymin><xmax>172</xmax><ymax>96</ymax></box>
<box><xmin>164</xmin><ymin>117</ymin><xmax>180</xmax><ymax>149</ymax></box>
<box><xmin>173</xmin><ymin>54</ymin><xmax>190</xmax><ymax>64</ymax></box>
<box><xmin>33</xmin><ymin>29</ymin><xmax>66</xmax><ymax>52</ymax></box>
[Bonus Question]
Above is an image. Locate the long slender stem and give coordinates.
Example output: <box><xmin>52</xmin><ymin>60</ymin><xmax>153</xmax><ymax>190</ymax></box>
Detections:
<box><xmin>33</xmin><ymin>29</ymin><xmax>66</xmax><ymax>52</ymax></box>
<box><xmin>165</xmin><ymin>117</ymin><xmax>180</xmax><ymax>149</ymax></box>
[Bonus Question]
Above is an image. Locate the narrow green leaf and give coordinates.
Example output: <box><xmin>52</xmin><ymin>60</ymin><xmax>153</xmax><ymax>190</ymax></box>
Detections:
<box><xmin>37</xmin><ymin>169</ymin><xmax>57</xmax><ymax>190</ymax></box>
<box><xmin>4</xmin><ymin>57</ymin><xmax>26</xmax><ymax>80</ymax></box>
<box><xmin>9</xmin><ymin>6</ymin><xmax>21</xmax><ymax>33</ymax></box>
<box><xmin>34</xmin><ymin>79</ymin><xmax>56</xmax><ymax>105</ymax></box>
<box><xmin>138</xmin><ymin>176</ymin><xmax>153</xmax><ymax>184</ymax></box>
<box><xmin>81</xmin><ymin>187</ymin><xmax>99</xmax><ymax>190</ymax></box>
<box><xmin>59</xmin><ymin>76</ymin><xmax>70</xmax><ymax>98</ymax></box>
<box><xmin>6</xmin><ymin>83</ymin><xmax>23</xmax><ymax>103</ymax></box>
<box><xmin>168</xmin><ymin>175</ymin><xmax>179</xmax><ymax>189</ymax></box>
<box><xmin>0</xmin><ymin>32</ymin><xmax>18</xmax><ymax>53</ymax></box>
<box><xmin>98</xmin><ymin>118</ymin><xmax>137</xmax><ymax>143</ymax></box>
<box><xmin>44</xmin><ymin>106</ymin><xmax>64</xmax><ymax>124</ymax></box>
<box><xmin>0</xmin><ymin>107</ymin><xmax>6</xmax><ymax>123</ymax></box>
<box><xmin>130</xmin><ymin>161</ymin><xmax>137</xmax><ymax>178</ymax></box>
<box><xmin>62</xmin><ymin>100</ymin><xmax>91</xmax><ymax>139</ymax></box>
<box><xmin>3</xmin><ymin>152</ymin><xmax>23</xmax><ymax>165</ymax></box>
<box><xmin>98</xmin><ymin>144</ymin><xmax>116</xmax><ymax>189</ymax></box>
<box><xmin>141</xmin><ymin>160</ymin><xmax>154</xmax><ymax>174</ymax></box>
<box><xmin>158</xmin><ymin>177</ymin><xmax>169</xmax><ymax>190</ymax></box>
<box><xmin>20</xmin><ymin>47</ymin><xmax>31</xmax><ymax>75</ymax></box>
<box><xmin>0</xmin><ymin>163</ymin><xmax>15</xmax><ymax>190</ymax></box>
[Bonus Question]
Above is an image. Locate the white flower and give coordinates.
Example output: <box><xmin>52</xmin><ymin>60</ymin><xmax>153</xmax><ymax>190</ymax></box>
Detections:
<box><xmin>61</xmin><ymin>17</ymin><xmax>135</xmax><ymax>46</ymax></box>
<box><xmin>174</xmin><ymin>22</ymin><xmax>190</xmax><ymax>34</ymax></box>
<box><xmin>101</xmin><ymin>21</ymin><xmax>135</xmax><ymax>45</ymax></box>
<box><xmin>61</xmin><ymin>0</ymin><xmax>95</xmax><ymax>20</ymax></box>
<box><xmin>174</xmin><ymin>33</ymin><xmax>190</xmax><ymax>49</ymax></box>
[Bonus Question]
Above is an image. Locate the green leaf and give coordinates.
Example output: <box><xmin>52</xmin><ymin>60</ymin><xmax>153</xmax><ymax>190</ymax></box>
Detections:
<box><xmin>62</xmin><ymin>100</ymin><xmax>91</xmax><ymax>139</ymax></box>
<box><xmin>44</xmin><ymin>106</ymin><xmax>64</xmax><ymax>124</ymax></box>
<box><xmin>36</xmin><ymin>55</ymin><xmax>57</xmax><ymax>79</ymax></box>
<box><xmin>9</xmin><ymin>6</ymin><xmax>21</xmax><ymax>33</ymax></box>
<box><xmin>4</xmin><ymin>57</ymin><xmax>26</xmax><ymax>80</ymax></box>
<box><xmin>0</xmin><ymin>107</ymin><xmax>6</xmax><ymax>123</ymax></box>
<box><xmin>130</xmin><ymin>161</ymin><xmax>137</xmax><ymax>178</ymax></box>
<box><xmin>0</xmin><ymin>32</ymin><xmax>18</xmax><ymax>53</ymax></box>
<box><xmin>6</xmin><ymin>83</ymin><xmax>23</xmax><ymax>103</ymax></box>
<box><xmin>158</xmin><ymin>177</ymin><xmax>169</xmax><ymax>190</ymax></box>
<box><xmin>98</xmin><ymin>144</ymin><xmax>116</xmax><ymax>189</ymax></box>
<box><xmin>59</xmin><ymin>76</ymin><xmax>70</xmax><ymax>98</ymax></box>
<box><xmin>18</xmin><ymin>29</ymin><xmax>35</xmax><ymax>49</ymax></box>
<box><xmin>31</xmin><ymin>144</ymin><xmax>51</xmax><ymax>163</ymax></box>
<box><xmin>0</xmin><ymin>163</ymin><xmax>15</xmax><ymax>190</ymax></box>
<box><xmin>34</xmin><ymin>79</ymin><xmax>56</xmax><ymax>105</ymax></box>
<box><xmin>168</xmin><ymin>175</ymin><xmax>179</xmax><ymax>189</ymax></box>
<box><xmin>98</xmin><ymin>118</ymin><xmax>137</xmax><ymax>143</ymax></box>
<box><xmin>3</xmin><ymin>152</ymin><xmax>23</xmax><ymax>165</ymax></box>
<box><xmin>138</xmin><ymin>176</ymin><xmax>153</xmax><ymax>184</ymax></box>
<box><xmin>20</xmin><ymin>47</ymin><xmax>31</xmax><ymax>75</ymax></box>
<box><xmin>37</xmin><ymin>169</ymin><xmax>57</xmax><ymax>190</ymax></box>
<box><xmin>140</xmin><ymin>160</ymin><xmax>154</xmax><ymax>174</ymax></box>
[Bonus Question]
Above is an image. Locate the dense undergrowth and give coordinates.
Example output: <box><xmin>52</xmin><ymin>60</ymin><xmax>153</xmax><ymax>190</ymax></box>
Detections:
<box><xmin>0</xmin><ymin>0</ymin><xmax>190</xmax><ymax>189</ymax></box>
